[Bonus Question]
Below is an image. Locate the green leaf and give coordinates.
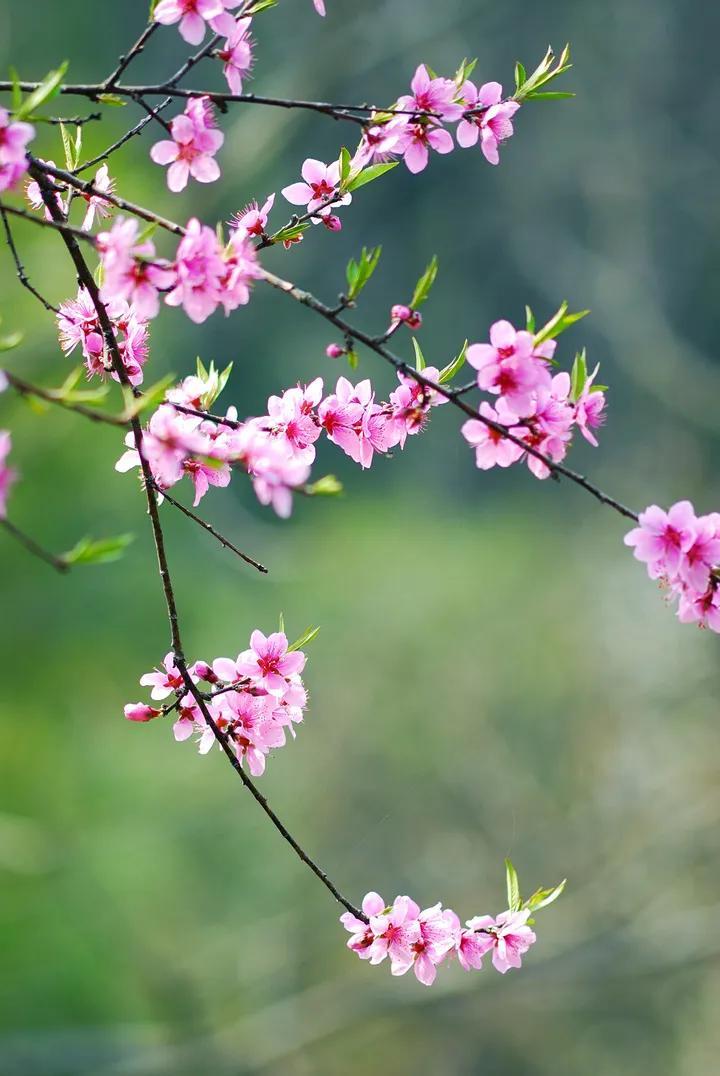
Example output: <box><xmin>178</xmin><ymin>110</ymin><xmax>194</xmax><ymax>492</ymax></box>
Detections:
<box><xmin>410</xmin><ymin>255</ymin><xmax>438</xmax><ymax>309</ymax></box>
<box><xmin>96</xmin><ymin>93</ymin><xmax>128</xmax><ymax>107</ymax></box>
<box><xmin>525</xmin><ymin>305</ymin><xmax>535</xmax><ymax>333</ymax></box>
<box><xmin>533</xmin><ymin>302</ymin><xmax>590</xmax><ymax>346</ymax></box>
<box><xmin>570</xmin><ymin>347</ymin><xmax>588</xmax><ymax>401</ymax></box>
<box><xmin>505</xmin><ymin>858</ymin><xmax>522</xmax><ymax>912</ymax></box>
<box><xmin>287</xmin><ymin>625</ymin><xmax>321</xmax><ymax>652</ymax></box>
<box><xmin>270</xmin><ymin>222</ymin><xmax>310</xmax><ymax>246</ymax></box>
<box><xmin>15</xmin><ymin>62</ymin><xmax>69</xmax><ymax>120</ymax></box>
<box><xmin>244</xmin><ymin>0</ymin><xmax>279</xmax><ymax>13</ymax></box>
<box><xmin>513</xmin><ymin>43</ymin><xmax>573</xmax><ymax>103</ymax></box>
<box><xmin>345</xmin><ymin>245</ymin><xmax>382</xmax><ymax>301</ymax></box>
<box><xmin>304</xmin><ymin>474</ymin><xmax>343</xmax><ymax>497</ymax></box>
<box><xmin>346</xmin><ymin>348</ymin><xmax>359</xmax><ymax>370</ymax></box>
<box><xmin>525</xmin><ymin>91</ymin><xmax>576</xmax><ymax>100</ymax></box>
<box><xmin>523</xmin><ymin>878</ymin><xmax>567</xmax><ymax>912</ymax></box>
<box><xmin>514</xmin><ymin>60</ymin><xmax>527</xmax><ymax>91</ymax></box>
<box><xmin>339</xmin><ymin>147</ymin><xmax>352</xmax><ymax>187</ymax></box>
<box><xmin>63</xmin><ymin>533</ymin><xmax>134</xmax><ymax>566</ymax></box>
<box><xmin>346</xmin><ymin>161</ymin><xmax>398</xmax><ymax>192</ymax></box>
<box><xmin>278</xmin><ymin>611</ymin><xmax>285</xmax><ymax>634</ymax></box>
<box><xmin>0</xmin><ymin>330</ymin><xmax>23</xmax><ymax>352</ymax></box>
<box><xmin>412</xmin><ymin>337</ymin><xmax>426</xmax><ymax>371</ymax></box>
<box><xmin>438</xmin><ymin>340</ymin><xmax>467</xmax><ymax>383</ymax></box>
<box><xmin>121</xmin><ymin>373</ymin><xmax>175</xmax><ymax>419</ymax></box>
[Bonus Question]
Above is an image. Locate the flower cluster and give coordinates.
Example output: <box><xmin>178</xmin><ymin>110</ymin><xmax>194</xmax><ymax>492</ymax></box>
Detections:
<box><xmin>96</xmin><ymin>216</ymin><xmax>260</xmax><ymax>326</ymax></box>
<box><xmin>354</xmin><ymin>65</ymin><xmax>520</xmax><ymax>175</ymax></box>
<box><xmin>282</xmin><ymin>158</ymin><xmax>351</xmax><ymax>229</ymax></box>
<box><xmin>151</xmin><ymin>96</ymin><xmax>224</xmax><ymax>192</ymax></box>
<box><xmin>625</xmin><ymin>501</ymin><xmax>720</xmax><ymax>632</ymax></box>
<box><xmin>461</xmin><ymin>318</ymin><xmax>606</xmax><ymax>479</ymax></box>
<box><xmin>124</xmin><ymin>629</ymin><xmax>309</xmax><ymax>777</ymax></box>
<box><xmin>341</xmin><ymin>882</ymin><xmax>554</xmax><ymax>987</ymax></box>
<box><xmin>0</xmin><ymin>429</ymin><xmax>16</xmax><ymax>518</ymax></box>
<box><xmin>0</xmin><ymin>107</ymin><xmax>34</xmax><ymax>193</ymax></box>
<box><xmin>57</xmin><ymin>287</ymin><xmax>151</xmax><ymax>387</ymax></box>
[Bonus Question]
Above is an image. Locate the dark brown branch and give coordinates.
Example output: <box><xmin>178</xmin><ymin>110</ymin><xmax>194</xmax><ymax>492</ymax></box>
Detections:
<box><xmin>3</xmin><ymin>370</ymin><xmax>128</xmax><ymax>428</ymax></box>
<box><xmin>155</xmin><ymin>484</ymin><xmax>268</xmax><ymax>574</ymax></box>
<box><xmin>0</xmin><ymin>517</ymin><xmax>68</xmax><ymax>573</ymax></box>
<box><xmin>30</xmin><ymin>164</ymin><xmax>363</xmax><ymax>923</ymax></box>
<box><xmin>0</xmin><ymin>200</ymin><xmax>96</xmax><ymax>244</ymax></box>
<box><xmin>103</xmin><ymin>22</ymin><xmax>160</xmax><ymax>90</ymax></box>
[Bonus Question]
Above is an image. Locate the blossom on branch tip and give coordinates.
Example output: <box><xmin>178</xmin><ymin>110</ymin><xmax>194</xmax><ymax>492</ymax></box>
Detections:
<box><xmin>457</xmin><ymin>81</ymin><xmax>520</xmax><ymax>165</ymax></box>
<box><xmin>218</xmin><ymin>17</ymin><xmax>254</xmax><ymax>93</ymax></box>
<box><xmin>80</xmin><ymin>164</ymin><xmax>115</xmax><ymax>231</ymax></box>
<box><xmin>231</xmin><ymin>193</ymin><xmax>275</xmax><ymax>237</ymax></box>
<box><xmin>150</xmin><ymin>96</ymin><xmax>224</xmax><ymax>192</ymax></box>
<box><xmin>153</xmin><ymin>0</ymin><xmax>242</xmax><ymax>45</ymax></box>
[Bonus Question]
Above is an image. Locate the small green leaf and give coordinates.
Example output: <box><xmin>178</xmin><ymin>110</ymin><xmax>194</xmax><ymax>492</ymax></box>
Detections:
<box><xmin>412</xmin><ymin>337</ymin><xmax>426</xmax><ymax>371</ymax></box>
<box><xmin>278</xmin><ymin>611</ymin><xmax>285</xmax><ymax>634</ymax></box>
<box><xmin>514</xmin><ymin>60</ymin><xmax>527</xmax><ymax>91</ymax></box>
<box><xmin>15</xmin><ymin>62</ymin><xmax>69</xmax><ymax>120</ymax></box>
<box><xmin>345</xmin><ymin>245</ymin><xmax>382</xmax><ymax>301</ymax></box>
<box><xmin>533</xmin><ymin>302</ymin><xmax>590</xmax><ymax>346</ymax></box>
<box><xmin>63</xmin><ymin>533</ymin><xmax>134</xmax><ymax>566</ymax></box>
<box><xmin>346</xmin><ymin>348</ymin><xmax>359</xmax><ymax>370</ymax></box>
<box><xmin>525</xmin><ymin>305</ymin><xmax>535</xmax><ymax>333</ymax></box>
<box><xmin>523</xmin><ymin>878</ymin><xmax>567</xmax><ymax>912</ymax></box>
<box><xmin>96</xmin><ymin>93</ymin><xmax>128</xmax><ymax>107</ymax></box>
<box><xmin>525</xmin><ymin>91</ymin><xmax>576</xmax><ymax>100</ymax></box>
<box><xmin>287</xmin><ymin>625</ymin><xmax>321</xmax><ymax>652</ymax></box>
<box><xmin>570</xmin><ymin>347</ymin><xmax>588</xmax><ymax>401</ymax></box>
<box><xmin>0</xmin><ymin>330</ymin><xmax>23</xmax><ymax>353</ymax></box>
<box><xmin>438</xmin><ymin>340</ymin><xmax>467</xmax><ymax>383</ymax></box>
<box><xmin>505</xmin><ymin>858</ymin><xmax>521</xmax><ymax>912</ymax></box>
<box><xmin>346</xmin><ymin>161</ymin><xmax>398</xmax><ymax>193</ymax></box>
<box><xmin>339</xmin><ymin>146</ymin><xmax>352</xmax><ymax>187</ymax></box>
<box><xmin>410</xmin><ymin>255</ymin><xmax>438</xmax><ymax>309</ymax></box>
<box><xmin>270</xmin><ymin>222</ymin><xmax>310</xmax><ymax>246</ymax></box>
<box><xmin>304</xmin><ymin>474</ymin><xmax>343</xmax><ymax>497</ymax></box>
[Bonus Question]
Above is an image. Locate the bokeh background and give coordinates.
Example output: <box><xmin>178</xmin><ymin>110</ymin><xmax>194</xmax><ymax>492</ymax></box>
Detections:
<box><xmin>2</xmin><ymin>1</ymin><xmax>720</xmax><ymax>1073</ymax></box>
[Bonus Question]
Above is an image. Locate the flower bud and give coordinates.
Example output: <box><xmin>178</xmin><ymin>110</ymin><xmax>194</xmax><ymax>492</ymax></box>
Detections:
<box><xmin>322</xmin><ymin>214</ymin><xmax>342</xmax><ymax>232</ymax></box>
<box><xmin>124</xmin><ymin>703</ymin><xmax>161</xmax><ymax>723</ymax></box>
<box><xmin>326</xmin><ymin>343</ymin><xmax>345</xmax><ymax>359</ymax></box>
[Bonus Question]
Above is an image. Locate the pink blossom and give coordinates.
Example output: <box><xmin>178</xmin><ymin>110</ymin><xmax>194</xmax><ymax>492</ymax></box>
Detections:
<box><xmin>165</xmin><ymin>218</ymin><xmax>225</xmax><ymax>324</ymax></box>
<box><xmin>313</xmin><ymin>0</ymin><xmax>326</xmax><ymax>14</ymax></box>
<box><xmin>354</xmin><ymin>116</ymin><xmax>408</xmax><ymax>167</ymax></box>
<box><xmin>26</xmin><ymin>158</ymin><xmax>66</xmax><ymax>218</ymax></box>
<box><xmin>97</xmin><ymin>216</ymin><xmax>175</xmax><ymax>321</ymax></box>
<box><xmin>57</xmin><ymin>287</ymin><xmax>151</xmax><ymax>387</ymax></box>
<box><xmin>217</xmin><ymin>227</ymin><xmax>261</xmax><ymax>315</ymax></box>
<box><xmin>318</xmin><ymin>377</ymin><xmax>369</xmax><ymax>464</ymax></box>
<box><xmin>231</xmin><ymin>193</ymin><xmax>275</xmax><ymax>237</ymax></box>
<box><xmin>115</xmin><ymin>404</ymin><xmax>209</xmax><ymax>491</ymax></box>
<box><xmin>0</xmin><ymin>108</ymin><xmax>33</xmax><ymax>192</ymax></box>
<box><xmin>367</xmin><ymin>895</ymin><xmax>421</xmax><ymax>973</ymax></box>
<box><xmin>398</xmin><ymin>122</ymin><xmax>454</xmax><ymax>175</ymax></box>
<box><xmin>150</xmin><ymin>96</ymin><xmax>224</xmax><ymax>192</ymax></box>
<box><xmin>457</xmin><ymin>81</ymin><xmax>520</xmax><ymax>165</ymax></box>
<box><xmin>464</xmin><ymin>909</ymin><xmax>537</xmax><ymax>973</ymax></box>
<box><xmin>574</xmin><ymin>367</ymin><xmax>606</xmax><ymax>447</ymax></box>
<box><xmin>80</xmin><ymin>164</ymin><xmax>115</xmax><ymax>231</ymax></box>
<box><xmin>340</xmin><ymin>892</ymin><xmax>386</xmax><ymax>959</ymax></box>
<box><xmin>234</xmin><ymin>630</ymin><xmax>306</xmax><ymax>695</ymax></box>
<box><xmin>390</xmin><ymin>304</ymin><xmax>422</xmax><ymax>330</ymax></box>
<box><xmin>218</xmin><ymin>17</ymin><xmax>253</xmax><ymax>93</ymax></box>
<box><xmin>624</xmin><ymin>501</ymin><xmax>697</xmax><ymax>579</ymax></box>
<box><xmin>263</xmin><ymin>378</ymin><xmax>323</xmax><ymax>464</ymax></box>
<box><xmin>466</xmin><ymin>320</ymin><xmax>553</xmax><ymax>416</ymax></box>
<box><xmin>0</xmin><ymin>430</ymin><xmax>17</xmax><ymax>518</ymax></box>
<box><xmin>281</xmin><ymin>158</ymin><xmax>351</xmax><ymax>219</ymax></box>
<box><xmin>409</xmin><ymin>904</ymin><xmax>457</xmax><ymax>986</ymax></box>
<box><xmin>461</xmin><ymin>401</ymin><xmax>527</xmax><ymax>470</ymax></box>
<box><xmin>677</xmin><ymin>585</ymin><xmax>720</xmax><ymax>632</ymax></box>
<box><xmin>124</xmin><ymin>703</ymin><xmax>162</xmax><ymax>723</ymax></box>
<box><xmin>153</xmin><ymin>0</ymin><xmax>241</xmax><ymax>44</ymax></box>
<box><xmin>398</xmin><ymin>65</ymin><xmax>464</xmax><ymax>122</ymax></box>
<box><xmin>139</xmin><ymin>651</ymin><xmax>190</xmax><ymax>700</ymax></box>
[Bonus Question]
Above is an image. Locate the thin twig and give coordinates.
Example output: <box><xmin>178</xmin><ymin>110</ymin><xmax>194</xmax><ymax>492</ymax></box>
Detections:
<box><xmin>0</xmin><ymin>517</ymin><xmax>68</xmax><ymax>573</ymax></box>
<box><xmin>103</xmin><ymin>22</ymin><xmax>160</xmax><ymax>90</ymax></box>
<box><xmin>0</xmin><ymin>200</ymin><xmax>96</xmax><ymax>244</ymax></box>
<box><xmin>0</xmin><ymin>208</ymin><xmax>60</xmax><ymax>313</ymax></box>
<box><xmin>3</xmin><ymin>370</ymin><xmax>128</xmax><ymax>428</ymax></box>
<box><xmin>156</xmin><ymin>484</ymin><xmax>268</xmax><ymax>574</ymax></box>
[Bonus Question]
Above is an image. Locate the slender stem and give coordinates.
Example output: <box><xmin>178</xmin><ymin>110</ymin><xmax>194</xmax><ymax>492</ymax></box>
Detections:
<box><xmin>30</xmin><ymin>164</ymin><xmax>364</xmax><ymax>923</ymax></box>
<box><xmin>103</xmin><ymin>22</ymin><xmax>159</xmax><ymax>90</ymax></box>
<box><xmin>0</xmin><ymin>208</ymin><xmax>60</xmax><ymax>314</ymax></box>
<box><xmin>0</xmin><ymin>201</ymin><xmax>96</xmax><ymax>244</ymax></box>
<box><xmin>156</xmin><ymin>484</ymin><xmax>268</xmax><ymax>575</ymax></box>
<box><xmin>0</xmin><ymin>517</ymin><xmax>68</xmax><ymax>573</ymax></box>
<box><xmin>3</xmin><ymin>370</ymin><xmax>128</xmax><ymax>428</ymax></box>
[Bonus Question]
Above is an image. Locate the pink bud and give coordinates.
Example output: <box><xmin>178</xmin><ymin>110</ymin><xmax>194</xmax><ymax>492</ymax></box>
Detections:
<box><xmin>190</xmin><ymin>660</ymin><xmax>217</xmax><ymax>683</ymax></box>
<box><xmin>322</xmin><ymin>214</ymin><xmax>342</xmax><ymax>232</ymax></box>
<box><xmin>124</xmin><ymin>703</ymin><xmax>161</xmax><ymax>723</ymax></box>
<box><xmin>406</xmin><ymin>310</ymin><xmax>423</xmax><ymax>330</ymax></box>
<box><xmin>326</xmin><ymin>343</ymin><xmax>345</xmax><ymax>359</ymax></box>
<box><xmin>391</xmin><ymin>304</ymin><xmax>411</xmax><ymax>322</ymax></box>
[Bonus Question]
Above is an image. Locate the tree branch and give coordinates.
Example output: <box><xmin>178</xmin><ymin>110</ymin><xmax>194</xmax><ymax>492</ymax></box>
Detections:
<box><xmin>0</xmin><ymin>517</ymin><xmax>69</xmax><ymax>573</ymax></box>
<box><xmin>155</xmin><ymin>484</ymin><xmax>269</xmax><ymax>575</ymax></box>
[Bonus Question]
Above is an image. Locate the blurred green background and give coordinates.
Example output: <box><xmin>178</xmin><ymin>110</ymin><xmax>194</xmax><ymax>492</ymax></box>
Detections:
<box><xmin>2</xmin><ymin>1</ymin><xmax>720</xmax><ymax>1073</ymax></box>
